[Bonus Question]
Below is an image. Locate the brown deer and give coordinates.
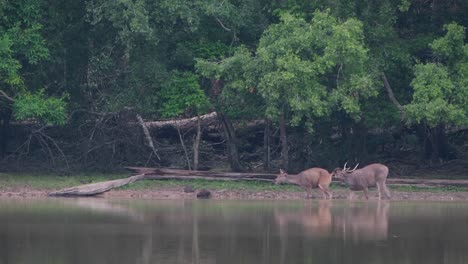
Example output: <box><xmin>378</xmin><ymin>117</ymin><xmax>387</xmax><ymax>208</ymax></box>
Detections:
<box><xmin>332</xmin><ymin>162</ymin><xmax>391</xmax><ymax>200</ymax></box>
<box><xmin>275</xmin><ymin>168</ymin><xmax>332</xmax><ymax>199</ymax></box>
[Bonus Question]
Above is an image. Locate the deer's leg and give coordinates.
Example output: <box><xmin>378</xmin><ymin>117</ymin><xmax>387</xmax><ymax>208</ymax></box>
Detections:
<box><xmin>348</xmin><ymin>191</ymin><xmax>355</xmax><ymax>200</ymax></box>
<box><xmin>318</xmin><ymin>184</ymin><xmax>327</xmax><ymax>200</ymax></box>
<box><xmin>376</xmin><ymin>183</ymin><xmax>382</xmax><ymax>200</ymax></box>
<box><xmin>305</xmin><ymin>187</ymin><xmax>312</xmax><ymax>199</ymax></box>
<box><xmin>363</xmin><ymin>187</ymin><xmax>369</xmax><ymax>200</ymax></box>
<box><xmin>383</xmin><ymin>184</ymin><xmax>391</xmax><ymax>199</ymax></box>
<box><xmin>324</xmin><ymin>187</ymin><xmax>332</xmax><ymax>200</ymax></box>
<box><xmin>328</xmin><ymin>190</ymin><xmax>333</xmax><ymax>200</ymax></box>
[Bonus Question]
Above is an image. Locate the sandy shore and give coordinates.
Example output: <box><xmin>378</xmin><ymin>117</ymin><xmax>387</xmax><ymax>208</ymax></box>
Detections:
<box><xmin>1</xmin><ymin>186</ymin><xmax>468</xmax><ymax>201</ymax></box>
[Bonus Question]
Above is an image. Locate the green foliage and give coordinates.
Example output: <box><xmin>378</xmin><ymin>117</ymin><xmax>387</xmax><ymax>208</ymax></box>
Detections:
<box><xmin>14</xmin><ymin>90</ymin><xmax>68</xmax><ymax>126</ymax></box>
<box><xmin>430</xmin><ymin>23</ymin><xmax>466</xmax><ymax>64</ymax></box>
<box><xmin>160</xmin><ymin>71</ymin><xmax>210</xmax><ymax>118</ymax></box>
<box><xmin>255</xmin><ymin>11</ymin><xmax>376</xmax><ymax>125</ymax></box>
<box><xmin>0</xmin><ymin>35</ymin><xmax>22</xmax><ymax>86</ymax></box>
<box><xmin>406</xmin><ymin>23</ymin><xmax>468</xmax><ymax>127</ymax></box>
<box><xmin>398</xmin><ymin>0</ymin><xmax>411</xmax><ymax>12</ymax></box>
<box><xmin>196</xmin><ymin>46</ymin><xmax>265</xmax><ymax>120</ymax></box>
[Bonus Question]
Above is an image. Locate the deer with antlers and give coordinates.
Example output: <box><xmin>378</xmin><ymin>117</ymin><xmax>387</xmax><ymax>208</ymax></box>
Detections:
<box><xmin>332</xmin><ymin>163</ymin><xmax>391</xmax><ymax>200</ymax></box>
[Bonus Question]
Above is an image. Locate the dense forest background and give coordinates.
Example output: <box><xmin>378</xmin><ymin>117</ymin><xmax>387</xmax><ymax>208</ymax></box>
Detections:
<box><xmin>0</xmin><ymin>0</ymin><xmax>467</xmax><ymax>176</ymax></box>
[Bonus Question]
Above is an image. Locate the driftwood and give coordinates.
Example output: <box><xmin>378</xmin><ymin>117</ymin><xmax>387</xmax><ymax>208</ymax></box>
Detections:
<box><xmin>48</xmin><ymin>174</ymin><xmax>147</xmax><ymax>197</ymax></box>
<box><xmin>48</xmin><ymin>167</ymin><xmax>468</xmax><ymax>197</ymax></box>
<box><xmin>48</xmin><ymin>168</ymin><xmax>277</xmax><ymax>197</ymax></box>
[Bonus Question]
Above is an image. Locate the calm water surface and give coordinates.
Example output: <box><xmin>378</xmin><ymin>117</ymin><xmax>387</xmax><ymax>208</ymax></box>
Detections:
<box><xmin>0</xmin><ymin>198</ymin><xmax>467</xmax><ymax>264</ymax></box>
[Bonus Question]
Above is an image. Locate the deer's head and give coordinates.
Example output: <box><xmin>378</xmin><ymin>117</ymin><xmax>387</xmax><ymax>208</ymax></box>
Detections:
<box><xmin>275</xmin><ymin>169</ymin><xmax>289</xmax><ymax>184</ymax></box>
<box><xmin>332</xmin><ymin>162</ymin><xmax>359</xmax><ymax>180</ymax></box>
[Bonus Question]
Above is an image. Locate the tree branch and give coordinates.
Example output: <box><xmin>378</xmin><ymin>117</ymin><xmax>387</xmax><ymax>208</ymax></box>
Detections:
<box><xmin>381</xmin><ymin>72</ymin><xmax>406</xmax><ymax>121</ymax></box>
<box><xmin>215</xmin><ymin>17</ymin><xmax>231</xmax><ymax>32</ymax></box>
<box><xmin>0</xmin><ymin>90</ymin><xmax>15</xmax><ymax>102</ymax></box>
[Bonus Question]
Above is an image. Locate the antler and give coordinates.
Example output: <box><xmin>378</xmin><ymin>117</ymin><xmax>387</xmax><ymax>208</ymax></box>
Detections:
<box><xmin>343</xmin><ymin>161</ymin><xmax>348</xmax><ymax>170</ymax></box>
<box><xmin>348</xmin><ymin>163</ymin><xmax>359</xmax><ymax>172</ymax></box>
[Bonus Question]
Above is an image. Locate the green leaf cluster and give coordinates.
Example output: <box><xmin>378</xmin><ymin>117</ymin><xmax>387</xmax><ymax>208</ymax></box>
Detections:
<box><xmin>406</xmin><ymin>23</ymin><xmax>468</xmax><ymax>127</ymax></box>
<box><xmin>254</xmin><ymin>10</ymin><xmax>376</xmax><ymax>125</ymax></box>
<box><xmin>14</xmin><ymin>90</ymin><xmax>68</xmax><ymax>126</ymax></box>
<box><xmin>160</xmin><ymin>71</ymin><xmax>210</xmax><ymax>118</ymax></box>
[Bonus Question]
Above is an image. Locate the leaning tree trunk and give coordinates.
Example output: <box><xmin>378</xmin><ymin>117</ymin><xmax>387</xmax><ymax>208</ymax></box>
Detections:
<box><xmin>218</xmin><ymin>112</ymin><xmax>243</xmax><ymax>172</ymax></box>
<box><xmin>279</xmin><ymin>111</ymin><xmax>289</xmax><ymax>170</ymax></box>
<box><xmin>192</xmin><ymin>115</ymin><xmax>202</xmax><ymax>170</ymax></box>
<box><xmin>136</xmin><ymin>114</ymin><xmax>160</xmax><ymax>161</ymax></box>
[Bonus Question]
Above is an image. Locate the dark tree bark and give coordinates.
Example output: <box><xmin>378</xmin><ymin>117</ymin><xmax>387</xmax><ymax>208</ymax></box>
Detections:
<box><xmin>428</xmin><ymin>124</ymin><xmax>450</xmax><ymax>163</ymax></box>
<box><xmin>193</xmin><ymin>115</ymin><xmax>202</xmax><ymax>170</ymax></box>
<box><xmin>218</xmin><ymin>112</ymin><xmax>243</xmax><ymax>172</ymax></box>
<box><xmin>176</xmin><ymin>121</ymin><xmax>191</xmax><ymax>170</ymax></box>
<box><xmin>279</xmin><ymin>111</ymin><xmax>289</xmax><ymax>170</ymax></box>
<box><xmin>353</xmin><ymin>121</ymin><xmax>368</xmax><ymax>161</ymax></box>
<box><xmin>417</xmin><ymin>124</ymin><xmax>450</xmax><ymax>163</ymax></box>
<box><xmin>263</xmin><ymin>119</ymin><xmax>271</xmax><ymax>171</ymax></box>
<box><xmin>0</xmin><ymin>109</ymin><xmax>11</xmax><ymax>158</ymax></box>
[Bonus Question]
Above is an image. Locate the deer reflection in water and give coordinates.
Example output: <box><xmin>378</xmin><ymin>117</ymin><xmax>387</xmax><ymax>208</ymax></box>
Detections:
<box><xmin>335</xmin><ymin>201</ymin><xmax>390</xmax><ymax>241</ymax></box>
<box><xmin>274</xmin><ymin>201</ymin><xmax>390</xmax><ymax>241</ymax></box>
<box><xmin>274</xmin><ymin>201</ymin><xmax>332</xmax><ymax>237</ymax></box>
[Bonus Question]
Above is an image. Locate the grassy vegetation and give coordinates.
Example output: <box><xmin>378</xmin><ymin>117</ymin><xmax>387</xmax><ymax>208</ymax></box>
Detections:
<box><xmin>390</xmin><ymin>184</ymin><xmax>468</xmax><ymax>193</ymax></box>
<box><xmin>0</xmin><ymin>173</ymin><xmax>467</xmax><ymax>193</ymax></box>
<box><xmin>118</xmin><ymin>178</ymin><xmax>303</xmax><ymax>192</ymax></box>
<box><xmin>0</xmin><ymin>173</ymin><xmax>127</xmax><ymax>190</ymax></box>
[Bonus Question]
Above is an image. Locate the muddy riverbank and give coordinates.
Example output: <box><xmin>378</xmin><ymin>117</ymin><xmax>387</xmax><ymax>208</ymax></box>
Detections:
<box><xmin>1</xmin><ymin>185</ymin><xmax>468</xmax><ymax>201</ymax></box>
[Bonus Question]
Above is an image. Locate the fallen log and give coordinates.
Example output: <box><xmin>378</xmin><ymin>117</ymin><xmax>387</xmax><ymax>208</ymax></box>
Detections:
<box><xmin>125</xmin><ymin>167</ymin><xmax>277</xmax><ymax>180</ymax></box>
<box><xmin>144</xmin><ymin>112</ymin><xmax>218</xmax><ymax>129</ymax></box>
<box><xmin>48</xmin><ymin>169</ymin><xmax>277</xmax><ymax>197</ymax></box>
<box><xmin>48</xmin><ymin>174</ymin><xmax>147</xmax><ymax>197</ymax></box>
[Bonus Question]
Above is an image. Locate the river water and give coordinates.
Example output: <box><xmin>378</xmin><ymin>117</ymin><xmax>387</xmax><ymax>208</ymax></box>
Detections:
<box><xmin>0</xmin><ymin>198</ymin><xmax>467</xmax><ymax>264</ymax></box>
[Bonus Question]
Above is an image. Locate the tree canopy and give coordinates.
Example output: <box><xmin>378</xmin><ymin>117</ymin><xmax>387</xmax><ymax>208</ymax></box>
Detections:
<box><xmin>0</xmin><ymin>0</ymin><xmax>467</xmax><ymax>171</ymax></box>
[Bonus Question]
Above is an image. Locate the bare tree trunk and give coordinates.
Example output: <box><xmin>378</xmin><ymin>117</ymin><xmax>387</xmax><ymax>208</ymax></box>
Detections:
<box><xmin>279</xmin><ymin>112</ymin><xmax>289</xmax><ymax>170</ymax></box>
<box><xmin>0</xmin><ymin>109</ymin><xmax>11</xmax><ymax>158</ymax></box>
<box><xmin>264</xmin><ymin>119</ymin><xmax>271</xmax><ymax>171</ymax></box>
<box><xmin>218</xmin><ymin>112</ymin><xmax>243</xmax><ymax>172</ymax></box>
<box><xmin>176</xmin><ymin>121</ymin><xmax>192</xmax><ymax>170</ymax></box>
<box><xmin>193</xmin><ymin>115</ymin><xmax>202</xmax><ymax>170</ymax></box>
<box><xmin>428</xmin><ymin>124</ymin><xmax>449</xmax><ymax>163</ymax></box>
<box><xmin>136</xmin><ymin>114</ymin><xmax>160</xmax><ymax>161</ymax></box>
